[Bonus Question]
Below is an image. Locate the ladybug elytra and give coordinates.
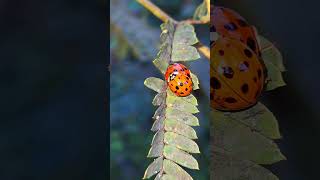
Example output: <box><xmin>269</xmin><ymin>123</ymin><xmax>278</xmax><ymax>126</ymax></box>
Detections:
<box><xmin>211</xmin><ymin>6</ymin><xmax>261</xmax><ymax>57</ymax></box>
<box><xmin>165</xmin><ymin>63</ymin><xmax>193</xmax><ymax>97</ymax></box>
<box><xmin>210</xmin><ymin>37</ymin><xmax>266</xmax><ymax>111</ymax></box>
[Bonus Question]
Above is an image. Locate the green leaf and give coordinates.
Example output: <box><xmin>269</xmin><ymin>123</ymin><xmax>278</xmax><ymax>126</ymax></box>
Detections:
<box><xmin>151</xmin><ymin>130</ymin><xmax>164</xmax><ymax>146</ymax></box>
<box><xmin>193</xmin><ymin>0</ymin><xmax>209</xmax><ymax>22</ymax></box>
<box><xmin>163</xmin><ymin>145</ymin><xmax>199</xmax><ymax>170</ymax></box>
<box><xmin>259</xmin><ymin>36</ymin><xmax>286</xmax><ymax>72</ymax></box>
<box><xmin>151</xmin><ymin>116</ymin><xmax>165</xmax><ymax>132</ymax></box>
<box><xmin>144</xmin><ymin>77</ymin><xmax>165</xmax><ymax>93</ymax></box>
<box><xmin>166</xmin><ymin>108</ymin><xmax>199</xmax><ymax>126</ymax></box>
<box><xmin>152</xmin><ymin>92</ymin><xmax>166</xmax><ymax>106</ymax></box>
<box><xmin>143</xmin><ymin>156</ymin><xmax>163</xmax><ymax>179</ymax></box>
<box><xmin>257</xmin><ymin>35</ymin><xmax>286</xmax><ymax>91</ymax></box>
<box><xmin>212</xmin><ymin>114</ymin><xmax>286</xmax><ymax>164</ymax></box>
<box><xmin>167</xmin><ymin>90</ymin><xmax>198</xmax><ymax>106</ymax></box>
<box><xmin>264</xmin><ymin>61</ymin><xmax>286</xmax><ymax>91</ymax></box>
<box><xmin>167</xmin><ymin>89</ymin><xmax>198</xmax><ymax>106</ymax></box>
<box><xmin>172</xmin><ymin>23</ymin><xmax>200</xmax><ymax>62</ymax></box>
<box><xmin>147</xmin><ymin>141</ymin><xmax>164</xmax><ymax>158</ymax></box>
<box><xmin>148</xmin><ymin>126</ymin><xmax>165</xmax><ymax>158</ymax></box>
<box><xmin>154</xmin><ymin>173</ymin><xmax>162</xmax><ymax>180</ymax></box>
<box><xmin>164</xmin><ymin>132</ymin><xmax>200</xmax><ymax>153</ymax></box>
<box><xmin>153</xmin><ymin>104</ymin><xmax>165</xmax><ymax>120</ymax></box>
<box><xmin>190</xmin><ymin>72</ymin><xmax>200</xmax><ymax>90</ymax></box>
<box><xmin>161</xmin><ymin>174</ymin><xmax>176</xmax><ymax>180</ymax></box>
<box><xmin>165</xmin><ymin>119</ymin><xmax>198</xmax><ymax>139</ymax></box>
<box><xmin>213</xmin><ymin>103</ymin><xmax>281</xmax><ymax>139</ymax></box>
<box><xmin>163</xmin><ymin>159</ymin><xmax>193</xmax><ymax>180</ymax></box>
<box><xmin>211</xmin><ymin>149</ymin><xmax>279</xmax><ymax>180</ymax></box>
<box><xmin>153</xmin><ymin>21</ymin><xmax>175</xmax><ymax>74</ymax></box>
<box><xmin>153</xmin><ymin>58</ymin><xmax>169</xmax><ymax>75</ymax></box>
<box><xmin>166</xmin><ymin>92</ymin><xmax>199</xmax><ymax>114</ymax></box>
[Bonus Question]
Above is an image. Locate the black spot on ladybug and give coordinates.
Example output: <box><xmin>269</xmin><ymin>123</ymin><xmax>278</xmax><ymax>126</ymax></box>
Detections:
<box><xmin>187</xmin><ymin>74</ymin><xmax>191</xmax><ymax>78</ymax></box>
<box><xmin>241</xmin><ymin>83</ymin><xmax>249</xmax><ymax>94</ymax></box>
<box><xmin>211</xmin><ymin>77</ymin><xmax>221</xmax><ymax>89</ymax></box>
<box><xmin>174</xmin><ymin>69</ymin><xmax>178</xmax><ymax>72</ymax></box>
<box><xmin>244</xmin><ymin>48</ymin><xmax>253</xmax><ymax>58</ymax></box>
<box><xmin>247</xmin><ymin>37</ymin><xmax>256</xmax><ymax>52</ymax></box>
<box><xmin>224</xmin><ymin>22</ymin><xmax>238</xmax><ymax>31</ymax></box>
<box><xmin>180</xmin><ymin>92</ymin><xmax>184</xmax><ymax>95</ymax></box>
<box><xmin>186</xmin><ymin>77</ymin><xmax>189</xmax><ymax>80</ymax></box>
<box><xmin>218</xmin><ymin>50</ymin><xmax>224</xmax><ymax>56</ymax></box>
<box><xmin>185</xmin><ymin>88</ymin><xmax>188</xmax><ymax>91</ymax></box>
<box><xmin>237</xmin><ymin>19</ymin><xmax>248</xmax><ymax>27</ymax></box>
<box><xmin>179</xmin><ymin>82</ymin><xmax>183</xmax><ymax>86</ymax></box>
<box><xmin>258</xmin><ymin>69</ymin><xmax>262</xmax><ymax>79</ymax></box>
<box><xmin>225</xmin><ymin>97</ymin><xmax>237</xmax><ymax>103</ymax></box>
<box><xmin>222</xmin><ymin>66</ymin><xmax>234</xmax><ymax>79</ymax></box>
<box><xmin>176</xmin><ymin>86</ymin><xmax>179</xmax><ymax>90</ymax></box>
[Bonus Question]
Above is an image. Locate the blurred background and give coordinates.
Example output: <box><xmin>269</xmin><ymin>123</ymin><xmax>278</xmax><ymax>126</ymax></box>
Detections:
<box><xmin>110</xmin><ymin>0</ymin><xmax>210</xmax><ymax>179</ymax></box>
<box><xmin>217</xmin><ymin>0</ymin><xmax>320</xmax><ymax>179</ymax></box>
<box><xmin>0</xmin><ymin>0</ymin><xmax>107</xmax><ymax>179</ymax></box>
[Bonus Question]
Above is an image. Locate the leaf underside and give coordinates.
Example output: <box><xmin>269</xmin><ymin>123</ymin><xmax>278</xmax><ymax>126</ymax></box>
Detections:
<box><xmin>259</xmin><ymin>35</ymin><xmax>287</xmax><ymax>91</ymax></box>
<box><xmin>211</xmin><ymin>149</ymin><xmax>279</xmax><ymax>180</ymax></box>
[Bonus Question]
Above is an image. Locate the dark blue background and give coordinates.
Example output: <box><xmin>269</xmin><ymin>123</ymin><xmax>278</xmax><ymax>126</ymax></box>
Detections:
<box><xmin>0</xmin><ymin>0</ymin><xmax>108</xmax><ymax>179</ymax></box>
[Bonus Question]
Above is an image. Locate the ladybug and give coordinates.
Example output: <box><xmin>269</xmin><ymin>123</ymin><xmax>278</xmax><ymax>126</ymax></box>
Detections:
<box><xmin>165</xmin><ymin>63</ymin><xmax>193</xmax><ymax>97</ymax></box>
<box><xmin>211</xmin><ymin>6</ymin><xmax>261</xmax><ymax>57</ymax></box>
<box><xmin>210</xmin><ymin>37</ymin><xmax>266</xmax><ymax>111</ymax></box>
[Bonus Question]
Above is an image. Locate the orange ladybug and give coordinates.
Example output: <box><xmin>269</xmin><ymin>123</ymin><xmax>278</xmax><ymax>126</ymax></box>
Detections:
<box><xmin>210</xmin><ymin>37</ymin><xmax>265</xmax><ymax>111</ymax></box>
<box><xmin>211</xmin><ymin>6</ymin><xmax>261</xmax><ymax>56</ymax></box>
<box><xmin>165</xmin><ymin>63</ymin><xmax>193</xmax><ymax>97</ymax></box>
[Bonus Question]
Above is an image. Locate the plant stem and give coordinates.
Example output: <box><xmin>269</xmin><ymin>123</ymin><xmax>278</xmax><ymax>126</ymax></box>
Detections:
<box><xmin>206</xmin><ymin>0</ymin><xmax>210</xmax><ymax>15</ymax></box>
<box><xmin>195</xmin><ymin>42</ymin><xmax>210</xmax><ymax>60</ymax></box>
<box><xmin>180</xmin><ymin>19</ymin><xmax>208</xmax><ymax>25</ymax></box>
<box><xmin>136</xmin><ymin>0</ymin><xmax>210</xmax><ymax>60</ymax></box>
<box><xmin>136</xmin><ymin>0</ymin><xmax>177</xmax><ymax>23</ymax></box>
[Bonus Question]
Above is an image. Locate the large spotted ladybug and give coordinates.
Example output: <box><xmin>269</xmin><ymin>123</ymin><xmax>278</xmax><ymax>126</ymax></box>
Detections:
<box><xmin>165</xmin><ymin>63</ymin><xmax>193</xmax><ymax>97</ymax></box>
<box><xmin>211</xmin><ymin>6</ymin><xmax>261</xmax><ymax>57</ymax></box>
<box><xmin>210</xmin><ymin>37</ymin><xmax>266</xmax><ymax>111</ymax></box>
